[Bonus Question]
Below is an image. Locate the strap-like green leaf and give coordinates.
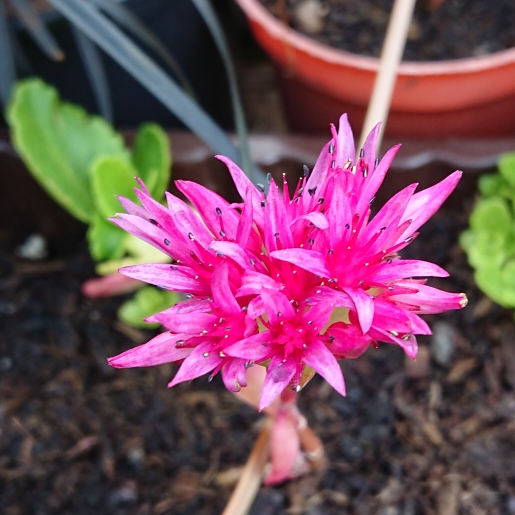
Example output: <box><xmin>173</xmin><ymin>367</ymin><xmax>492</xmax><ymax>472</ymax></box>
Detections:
<box><xmin>7</xmin><ymin>79</ymin><xmax>128</xmax><ymax>222</ymax></box>
<box><xmin>0</xmin><ymin>1</ymin><xmax>16</xmax><ymax>107</ymax></box>
<box><xmin>8</xmin><ymin>0</ymin><xmax>64</xmax><ymax>61</ymax></box>
<box><xmin>71</xmin><ymin>26</ymin><xmax>113</xmax><ymax>123</ymax></box>
<box><xmin>132</xmin><ymin>123</ymin><xmax>171</xmax><ymax>199</ymax></box>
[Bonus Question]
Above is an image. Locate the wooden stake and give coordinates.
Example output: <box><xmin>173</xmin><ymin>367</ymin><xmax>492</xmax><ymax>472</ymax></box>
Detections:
<box><xmin>358</xmin><ymin>0</ymin><xmax>417</xmax><ymax>151</ymax></box>
<box><xmin>222</xmin><ymin>420</ymin><xmax>271</xmax><ymax>515</ymax></box>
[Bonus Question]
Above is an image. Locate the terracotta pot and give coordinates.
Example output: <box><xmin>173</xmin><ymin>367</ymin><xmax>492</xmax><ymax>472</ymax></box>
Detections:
<box><xmin>234</xmin><ymin>0</ymin><xmax>515</xmax><ymax>137</ymax></box>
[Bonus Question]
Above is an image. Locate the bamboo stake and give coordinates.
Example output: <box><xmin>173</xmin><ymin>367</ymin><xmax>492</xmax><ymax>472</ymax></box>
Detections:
<box><xmin>358</xmin><ymin>0</ymin><xmax>417</xmax><ymax>151</ymax></box>
<box><xmin>222</xmin><ymin>420</ymin><xmax>272</xmax><ymax>515</ymax></box>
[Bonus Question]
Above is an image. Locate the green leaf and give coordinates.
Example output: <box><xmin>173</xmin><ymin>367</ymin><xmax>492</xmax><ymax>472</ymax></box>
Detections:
<box><xmin>90</xmin><ymin>155</ymin><xmax>137</xmax><ymax>219</ymax></box>
<box><xmin>469</xmin><ymin>197</ymin><xmax>511</xmax><ymax>234</ymax></box>
<box><xmin>7</xmin><ymin>79</ymin><xmax>128</xmax><ymax>222</ymax></box>
<box><xmin>475</xmin><ymin>266</ymin><xmax>507</xmax><ymax>307</ymax></box>
<box><xmin>478</xmin><ymin>174</ymin><xmax>510</xmax><ymax>198</ymax></box>
<box><xmin>118</xmin><ymin>286</ymin><xmax>179</xmax><ymax>329</ymax></box>
<box><xmin>499</xmin><ymin>152</ymin><xmax>515</xmax><ymax>187</ymax></box>
<box><xmin>87</xmin><ymin>213</ymin><xmax>128</xmax><ymax>261</ymax></box>
<box><xmin>131</xmin><ymin>123</ymin><xmax>171</xmax><ymax>198</ymax></box>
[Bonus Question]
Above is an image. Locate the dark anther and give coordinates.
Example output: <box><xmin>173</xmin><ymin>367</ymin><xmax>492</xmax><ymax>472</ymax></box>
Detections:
<box><xmin>303</xmin><ymin>165</ymin><xmax>310</xmax><ymax>177</ymax></box>
<box><xmin>328</xmin><ymin>249</ymin><xmax>334</xmax><ymax>254</ymax></box>
<box><xmin>188</xmin><ymin>232</ymin><xmax>194</xmax><ymax>240</ymax></box>
<box><xmin>368</xmin><ymin>196</ymin><xmax>376</xmax><ymax>205</ymax></box>
<box><xmin>260</xmin><ymin>201</ymin><xmax>266</xmax><ymax>207</ymax></box>
<box><xmin>267</xmin><ymin>172</ymin><xmax>272</xmax><ymax>183</ymax></box>
<box><xmin>308</xmin><ymin>238</ymin><xmax>315</xmax><ymax>245</ymax></box>
<box><xmin>250</xmin><ymin>258</ymin><xmax>255</xmax><ymax>265</ymax></box>
<box><xmin>274</xmin><ymin>232</ymin><xmax>280</xmax><ymax>238</ymax></box>
<box><xmin>149</xmin><ymin>218</ymin><xmax>158</xmax><ymax>225</ymax></box>
<box><xmin>308</xmin><ymin>186</ymin><xmax>317</xmax><ymax>196</ymax></box>
<box><xmin>219</xmin><ymin>230</ymin><xmax>226</xmax><ymax>237</ymax></box>
<box><xmin>387</xmin><ymin>258</ymin><xmax>393</xmax><ymax>264</ymax></box>
<box><xmin>317</xmin><ymin>197</ymin><xmax>325</xmax><ymax>204</ymax></box>
<box><xmin>257</xmin><ymin>183</ymin><xmax>265</xmax><ymax>192</ymax></box>
<box><xmin>363</xmin><ymin>167</ymin><xmax>368</xmax><ymax>178</ymax></box>
<box><xmin>331</xmin><ymin>160</ymin><xmax>336</xmax><ymax>169</ymax></box>
<box><xmin>164</xmin><ymin>238</ymin><xmax>170</xmax><ymax>245</ymax></box>
<box><xmin>216</xmin><ymin>207</ymin><xmax>222</xmax><ymax>216</ymax></box>
<box><xmin>329</xmin><ymin>143</ymin><xmax>334</xmax><ymax>154</ymax></box>
<box><xmin>405</xmin><ymin>236</ymin><xmax>413</xmax><ymax>243</ymax></box>
<box><xmin>345</xmin><ymin>223</ymin><xmax>350</xmax><ymax>229</ymax></box>
<box><xmin>359</xmin><ymin>148</ymin><xmax>364</xmax><ymax>158</ymax></box>
<box><xmin>375</xmin><ymin>158</ymin><xmax>379</xmax><ymax>168</ymax></box>
<box><xmin>328</xmin><ymin>335</ymin><xmax>335</xmax><ymax>341</ymax></box>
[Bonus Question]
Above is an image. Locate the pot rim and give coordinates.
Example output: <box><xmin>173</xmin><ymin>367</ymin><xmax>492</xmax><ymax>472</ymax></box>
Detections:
<box><xmin>235</xmin><ymin>0</ymin><xmax>515</xmax><ymax>76</ymax></box>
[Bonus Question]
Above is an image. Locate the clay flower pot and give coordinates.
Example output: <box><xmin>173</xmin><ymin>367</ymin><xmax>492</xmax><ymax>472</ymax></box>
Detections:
<box><xmin>234</xmin><ymin>0</ymin><xmax>515</xmax><ymax>137</ymax></box>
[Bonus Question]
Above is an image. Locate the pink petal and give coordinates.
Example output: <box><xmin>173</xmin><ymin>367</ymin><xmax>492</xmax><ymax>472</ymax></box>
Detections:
<box><xmin>237</xmin><ymin>270</ymin><xmax>281</xmax><ymax>297</ymax></box>
<box><xmin>235</xmin><ymin>188</ymin><xmax>254</xmax><ymax>247</ymax></box>
<box><xmin>356</xmin><ymin>144</ymin><xmax>401</xmax><ymax>217</ymax></box>
<box><xmin>361</xmin><ymin>122</ymin><xmax>381</xmax><ymax>172</ymax></box>
<box><xmin>259</xmin><ymin>356</ymin><xmax>296</xmax><ymax>411</ymax></box>
<box><xmin>211</xmin><ymin>260</ymin><xmax>240</xmax><ymax>315</ymax></box>
<box><xmin>400</xmin><ymin>171</ymin><xmax>462</xmax><ymax>238</ymax></box>
<box><xmin>327</xmin><ymin>323</ymin><xmax>372</xmax><ymax>359</ymax></box>
<box><xmin>303</xmin><ymin>339</ymin><xmax>346</xmax><ymax>396</ymax></box>
<box><xmin>145</xmin><ymin>298</ymin><xmax>210</xmax><ymax>323</ymax></box>
<box><xmin>260</xmin><ymin>290</ymin><xmax>296</xmax><ymax>324</ymax></box>
<box><xmin>108</xmin><ymin>332</ymin><xmax>192</xmax><ymax>368</ymax></box>
<box><xmin>168</xmin><ymin>342</ymin><xmax>224</xmax><ymax>386</ymax></box>
<box><xmin>154</xmin><ymin>311</ymin><xmax>217</xmax><ymax>334</ymax></box>
<box><xmin>110</xmin><ymin>214</ymin><xmax>175</xmax><ymax>257</ymax></box>
<box><xmin>221</xmin><ymin>358</ymin><xmax>247</xmax><ymax>392</ymax></box>
<box><xmin>264</xmin><ymin>180</ymin><xmax>294</xmax><ymax>250</ymax></box>
<box><xmin>270</xmin><ymin>248</ymin><xmax>330</xmax><ymax>278</ymax></box>
<box><xmin>335</xmin><ymin>113</ymin><xmax>355</xmax><ymax>166</ymax></box>
<box><xmin>391</xmin><ymin>282</ymin><xmax>468</xmax><ymax>314</ymax></box>
<box><xmin>290</xmin><ymin>211</ymin><xmax>329</xmax><ymax>231</ymax></box>
<box><xmin>368</xmin><ymin>260</ymin><xmax>449</xmax><ymax>282</ymax></box>
<box><xmin>224</xmin><ymin>332</ymin><xmax>272</xmax><ymax>361</ymax></box>
<box><xmin>216</xmin><ymin>156</ymin><xmax>264</xmax><ymax>227</ymax></box>
<box><xmin>341</xmin><ymin>287</ymin><xmax>374</xmax><ymax>333</ymax></box>
<box><xmin>175</xmin><ymin>180</ymin><xmax>238</xmax><ymax>240</ymax></box>
<box><xmin>209</xmin><ymin>241</ymin><xmax>253</xmax><ymax>270</ymax></box>
<box><xmin>119</xmin><ymin>263</ymin><xmax>209</xmax><ymax>295</ymax></box>
<box><xmin>301</xmin><ymin>299</ymin><xmax>336</xmax><ymax>332</ymax></box>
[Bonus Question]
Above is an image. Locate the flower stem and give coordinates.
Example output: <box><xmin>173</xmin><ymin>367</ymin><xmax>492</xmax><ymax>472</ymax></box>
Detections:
<box><xmin>297</xmin><ymin>415</ymin><xmax>327</xmax><ymax>472</ymax></box>
<box><xmin>222</xmin><ymin>419</ymin><xmax>271</xmax><ymax>515</ymax></box>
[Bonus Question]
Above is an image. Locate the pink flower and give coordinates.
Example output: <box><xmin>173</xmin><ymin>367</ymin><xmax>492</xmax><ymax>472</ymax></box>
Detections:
<box><xmin>108</xmin><ymin>114</ymin><xmax>467</xmax><ymax>410</ymax></box>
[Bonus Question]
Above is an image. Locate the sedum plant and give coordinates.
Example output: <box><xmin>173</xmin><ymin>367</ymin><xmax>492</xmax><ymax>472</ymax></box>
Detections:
<box><xmin>8</xmin><ymin>78</ymin><xmax>178</xmax><ymax>327</ymax></box>
<box><xmin>109</xmin><ymin>114</ymin><xmax>467</xmax><ymax>485</ymax></box>
<box><xmin>460</xmin><ymin>152</ymin><xmax>515</xmax><ymax>308</ymax></box>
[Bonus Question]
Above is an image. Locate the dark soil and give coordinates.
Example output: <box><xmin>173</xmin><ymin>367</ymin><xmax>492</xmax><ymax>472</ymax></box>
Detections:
<box><xmin>1</xmin><ymin>155</ymin><xmax>515</xmax><ymax>515</ymax></box>
<box><xmin>259</xmin><ymin>0</ymin><xmax>515</xmax><ymax>60</ymax></box>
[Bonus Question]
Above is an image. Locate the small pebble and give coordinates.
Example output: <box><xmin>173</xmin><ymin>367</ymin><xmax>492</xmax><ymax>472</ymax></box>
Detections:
<box><xmin>430</xmin><ymin>321</ymin><xmax>456</xmax><ymax>366</ymax></box>
<box><xmin>293</xmin><ymin>0</ymin><xmax>326</xmax><ymax>35</ymax></box>
<box><xmin>16</xmin><ymin>234</ymin><xmax>48</xmax><ymax>261</ymax></box>
<box><xmin>405</xmin><ymin>345</ymin><xmax>430</xmax><ymax>378</ymax></box>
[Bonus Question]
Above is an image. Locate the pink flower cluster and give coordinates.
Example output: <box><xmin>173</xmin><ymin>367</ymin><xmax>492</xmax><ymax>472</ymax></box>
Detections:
<box><xmin>108</xmin><ymin>115</ymin><xmax>467</xmax><ymax>411</ymax></box>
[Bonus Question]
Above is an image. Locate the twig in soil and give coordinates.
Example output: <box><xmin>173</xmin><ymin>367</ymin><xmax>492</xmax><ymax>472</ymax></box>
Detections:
<box><xmin>222</xmin><ymin>419</ymin><xmax>271</xmax><ymax>515</ymax></box>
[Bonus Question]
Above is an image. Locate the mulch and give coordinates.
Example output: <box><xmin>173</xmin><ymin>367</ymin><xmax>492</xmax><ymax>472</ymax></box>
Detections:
<box><xmin>1</xmin><ymin>150</ymin><xmax>515</xmax><ymax>515</ymax></box>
